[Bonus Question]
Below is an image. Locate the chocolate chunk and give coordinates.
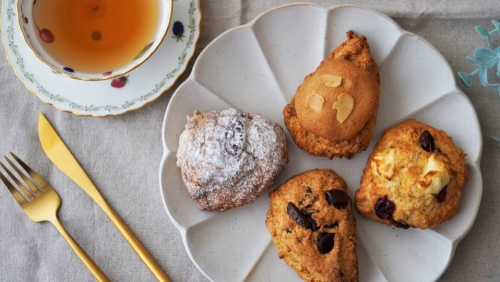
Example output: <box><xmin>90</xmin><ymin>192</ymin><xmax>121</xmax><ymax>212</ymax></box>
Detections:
<box><xmin>324</xmin><ymin>190</ymin><xmax>349</xmax><ymax>209</ymax></box>
<box><xmin>287</xmin><ymin>202</ymin><xmax>312</xmax><ymax>229</ymax></box>
<box><xmin>306</xmin><ymin>187</ymin><xmax>312</xmax><ymax>193</ymax></box>
<box><xmin>317</xmin><ymin>232</ymin><xmax>335</xmax><ymax>254</ymax></box>
<box><xmin>419</xmin><ymin>130</ymin><xmax>435</xmax><ymax>152</ymax></box>
<box><xmin>324</xmin><ymin>222</ymin><xmax>339</xmax><ymax>229</ymax></box>
<box><xmin>305</xmin><ymin>214</ymin><xmax>319</xmax><ymax>231</ymax></box>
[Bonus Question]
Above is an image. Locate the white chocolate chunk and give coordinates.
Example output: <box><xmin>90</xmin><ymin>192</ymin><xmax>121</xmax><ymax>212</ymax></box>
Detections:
<box><xmin>418</xmin><ymin>155</ymin><xmax>451</xmax><ymax>195</ymax></box>
<box><xmin>371</xmin><ymin>149</ymin><xmax>395</xmax><ymax>180</ymax></box>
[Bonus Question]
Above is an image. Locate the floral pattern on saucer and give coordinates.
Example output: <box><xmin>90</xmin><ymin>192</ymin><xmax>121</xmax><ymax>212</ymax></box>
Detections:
<box><xmin>2</xmin><ymin>0</ymin><xmax>200</xmax><ymax>116</ymax></box>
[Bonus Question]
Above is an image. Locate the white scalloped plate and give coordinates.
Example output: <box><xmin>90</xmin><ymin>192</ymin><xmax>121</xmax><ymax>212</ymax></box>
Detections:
<box><xmin>159</xmin><ymin>4</ymin><xmax>483</xmax><ymax>282</ymax></box>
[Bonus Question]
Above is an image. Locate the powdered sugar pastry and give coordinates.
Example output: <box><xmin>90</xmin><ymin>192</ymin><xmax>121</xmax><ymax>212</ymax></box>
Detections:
<box><xmin>176</xmin><ymin>108</ymin><xmax>288</xmax><ymax>211</ymax></box>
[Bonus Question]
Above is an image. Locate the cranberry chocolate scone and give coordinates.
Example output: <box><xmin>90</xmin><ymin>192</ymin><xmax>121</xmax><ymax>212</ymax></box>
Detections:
<box><xmin>283</xmin><ymin>31</ymin><xmax>380</xmax><ymax>159</ymax></box>
<box><xmin>355</xmin><ymin>119</ymin><xmax>468</xmax><ymax>229</ymax></box>
<box><xmin>176</xmin><ymin>108</ymin><xmax>288</xmax><ymax>212</ymax></box>
<box><xmin>266</xmin><ymin>169</ymin><xmax>358</xmax><ymax>282</ymax></box>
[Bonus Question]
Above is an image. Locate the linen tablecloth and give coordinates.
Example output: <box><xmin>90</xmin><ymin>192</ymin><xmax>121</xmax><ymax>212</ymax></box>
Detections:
<box><xmin>1</xmin><ymin>1</ymin><xmax>499</xmax><ymax>281</ymax></box>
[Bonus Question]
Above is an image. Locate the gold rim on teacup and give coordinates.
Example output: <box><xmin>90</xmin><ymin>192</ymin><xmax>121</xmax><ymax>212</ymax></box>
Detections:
<box><xmin>16</xmin><ymin>0</ymin><xmax>173</xmax><ymax>81</ymax></box>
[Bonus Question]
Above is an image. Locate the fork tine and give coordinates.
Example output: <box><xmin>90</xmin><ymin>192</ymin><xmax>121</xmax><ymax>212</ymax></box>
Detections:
<box><xmin>10</xmin><ymin>152</ymin><xmax>49</xmax><ymax>191</ymax></box>
<box><xmin>0</xmin><ymin>161</ymin><xmax>35</xmax><ymax>201</ymax></box>
<box><xmin>4</xmin><ymin>156</ymin><xmax>42</xmax><ymax>195</ymax></box>
<box><xmin>0</xmin><ymin>169</ymin><xmax>27</xmax><ymax>205</ymax></box>
<box><xmin>5</xmin><ymin>157</ymin><xmax>41</xmax><ymax>196</ymax></box>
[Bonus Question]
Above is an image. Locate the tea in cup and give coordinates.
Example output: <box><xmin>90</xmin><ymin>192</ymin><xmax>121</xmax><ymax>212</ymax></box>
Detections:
<box><xmin>18</xmin><ymin>0</ymin><xmax>172</xmax><ymax>80</ymax></box>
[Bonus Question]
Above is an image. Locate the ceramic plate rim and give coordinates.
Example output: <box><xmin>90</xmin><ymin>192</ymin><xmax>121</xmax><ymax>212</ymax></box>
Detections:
<box><xmin>159</xmin><ymin>3</ymin><xmax>483</xmax><ymax>282</ymax></box>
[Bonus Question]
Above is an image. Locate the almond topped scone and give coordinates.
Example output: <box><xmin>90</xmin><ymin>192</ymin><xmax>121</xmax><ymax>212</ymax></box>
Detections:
<box><xmin>283</xmin><ymin>31</ymin><xmax>380</xmax><ymax>159</ymax></box>
<box><xmin>355</xmin><ymin>119</ymin><xmax>468</xmax><ymax>229</ymax></box>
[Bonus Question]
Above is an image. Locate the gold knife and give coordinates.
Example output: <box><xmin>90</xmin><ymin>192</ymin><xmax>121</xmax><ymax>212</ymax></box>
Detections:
<box><xmin>38</xmin><ymin>113</ymin><xmax>171</xmax><ymax>282</ymax></box>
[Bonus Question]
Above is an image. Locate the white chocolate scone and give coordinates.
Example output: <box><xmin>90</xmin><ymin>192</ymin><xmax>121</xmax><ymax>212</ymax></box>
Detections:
<box><xmin>355</xmin><ymin>119</ymin><xmax>467</xmax><ymax>229</ymax></box>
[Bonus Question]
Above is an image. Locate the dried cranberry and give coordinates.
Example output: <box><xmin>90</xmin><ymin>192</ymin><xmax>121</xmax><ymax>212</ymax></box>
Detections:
<box><xmin>391</xmin><ymin>220</ymin><xmax>410</xmax><ymax>229</ymax></box>
<box><xmin>374</xmin><ymin>196</ymin><xmax>395</xmax><ymax>220</ymax></box>
<box><xmin>324</xmin><ymin>190</ymin><xmax>349</xmax><ymax>209</ymax></box>
<box><xmin>374</xmin><ymin>196</ymin><xmax>412</xmax><ymax>229</ymax></box>
<box><xmin>419</xmin><ymin>130</ymin><xmax>435</xmax><ymax>152</ymax></box>
<box><xmin>316</xmin><ymin>232</ymin><xmax>335</xmax><ymax>254</ymax></box>
<box><xmin>287</xmin><ymin>202</ymin><xmax>312</xmax><ymax>230</ymax></box>
<box><xmin>435</xmin><ymin>185</ymin><xmax>448</xmax><ymax>203</ymax></box>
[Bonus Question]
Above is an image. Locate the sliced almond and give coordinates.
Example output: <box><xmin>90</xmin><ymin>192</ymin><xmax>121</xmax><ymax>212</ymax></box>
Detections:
<box><xmin>318</xmin><ymin>74</ymin><xmax>342</xmax><ymax>87</ymax></box>
<box><xmin>332</xmin><ymin>93</ymin><xmax>354</xmax><ymax>123</ymax></box>
<box><xmin>306</xmin><ymin>92</ymin><xmax>324</xmax><ymax>112</ymax></box>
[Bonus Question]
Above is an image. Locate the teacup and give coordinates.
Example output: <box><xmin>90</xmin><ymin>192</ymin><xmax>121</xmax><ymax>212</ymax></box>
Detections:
<box><xmin>17</xmin><ymin>0</ymin><xmax>172</xmax><ymax>81</ymax></box>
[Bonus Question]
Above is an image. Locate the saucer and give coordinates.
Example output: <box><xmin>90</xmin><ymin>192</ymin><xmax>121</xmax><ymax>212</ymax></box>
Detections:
<box><xmin>1</xmin><ymin>0</ymin><xmax>201</xmax><ymax>117</ymax></box>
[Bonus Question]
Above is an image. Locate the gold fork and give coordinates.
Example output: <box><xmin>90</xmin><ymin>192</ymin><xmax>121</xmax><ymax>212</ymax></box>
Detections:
<box><xmin>0</xmin><ymin>152</ymin><xmax>110</xmax><ymax>282</ymax></box>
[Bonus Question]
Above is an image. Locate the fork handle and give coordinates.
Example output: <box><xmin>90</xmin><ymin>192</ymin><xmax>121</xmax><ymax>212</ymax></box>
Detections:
<box><xmin>50</xmin><ymin>218</ymin><xmax>110</xmax><ymax>282</ymax></box>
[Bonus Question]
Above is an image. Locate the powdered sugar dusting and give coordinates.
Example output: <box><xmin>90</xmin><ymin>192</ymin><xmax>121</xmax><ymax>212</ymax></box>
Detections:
<box><xmin>176</xmin><ymin>108</ymin><xmax>288</xmax><ymax>211</ymax></box>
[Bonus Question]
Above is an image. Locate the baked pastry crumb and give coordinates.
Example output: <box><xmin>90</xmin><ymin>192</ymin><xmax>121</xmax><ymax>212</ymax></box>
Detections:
<box><xmin>355</xmin><ymin>119</ymin><xmax>467</xmax><ymax>229</ymax></box>
<box><xmin>266</xmin><ymin>169</ymin><xmax>358</xmax><ymax>282</ymax></box>
<box><xmin>283</xmin><ymin>31</ymin><xmax>380</xmax><ymax>159</ymax></box>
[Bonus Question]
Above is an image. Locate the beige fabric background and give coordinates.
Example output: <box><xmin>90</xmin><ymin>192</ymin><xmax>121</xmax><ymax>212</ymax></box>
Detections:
<box><xmin>0</xmin><ymin>0</ymin><xmax>499</xmax><ymax>281</ymax></box>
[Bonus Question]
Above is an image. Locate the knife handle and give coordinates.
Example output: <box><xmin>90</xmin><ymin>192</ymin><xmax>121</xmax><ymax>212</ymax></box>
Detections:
<box><xmin>101</xmin><ymin>201</ymin><xmax>171</xmax><ymax>282</ymax></box>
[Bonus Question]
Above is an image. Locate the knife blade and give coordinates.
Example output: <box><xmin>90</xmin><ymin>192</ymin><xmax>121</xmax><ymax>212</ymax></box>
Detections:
<box><xmin>38</xmin><ymin>113</ymin><xmax>170</xmax><ymax>282</ymax></box>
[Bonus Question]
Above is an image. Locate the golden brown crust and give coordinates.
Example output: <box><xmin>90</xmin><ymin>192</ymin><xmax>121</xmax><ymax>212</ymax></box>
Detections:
<box><xmin>330</xmin><ymin>31</ymin><xmax>380</xmax><ymax>84</ymax></box>
<box><xmin>284</xmin><ymin>100</ymin><xmax>376</xmax><ymax>159</ymax></box>
<box><xmin>283</xmin><ymin>31</ymin><xmax>380</xmax><ymax>159</ymax></box>
<box><xmin>355</xmin><ymin>119</ymin><xmax>468</xmax><ymax>229</ymax></box>
<box><xmin>266</xmin><ymin>169</ymin><xmax>358</xmax><ymax>282</ymax></box>
<box><xmin>294</xmin><ymin>59</ymin><xmax>379</xmax><ymax>142</ymax></box>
